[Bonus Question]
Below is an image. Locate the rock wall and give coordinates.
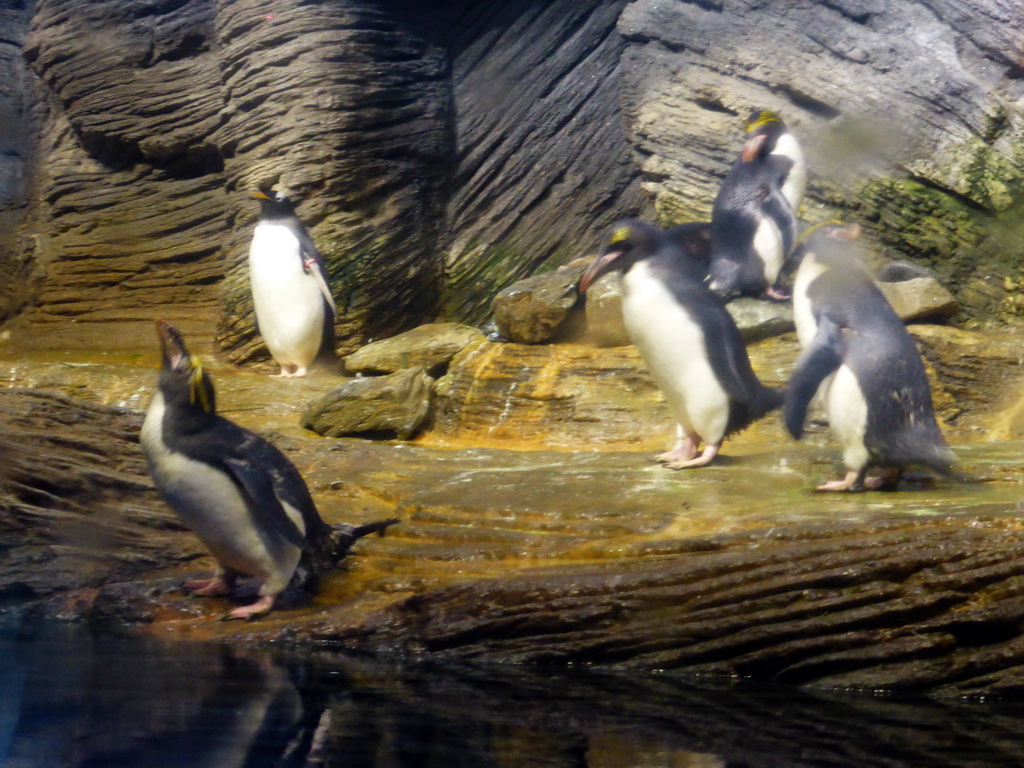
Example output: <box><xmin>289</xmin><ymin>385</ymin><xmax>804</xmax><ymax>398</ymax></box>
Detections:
<box><xmin>0</xmin><ymin>1</ymin><xmax>33</xmax><ymax>323</ymax></box>
<box><xmin>2</xmin><ymin>0</ymin><xmax>1024</xmax><ymax>355</ymax></box>
<box><xmin>619</xmin><ymin>0</ymin><xmax>1024</xmax><ymax>321</ymax></box>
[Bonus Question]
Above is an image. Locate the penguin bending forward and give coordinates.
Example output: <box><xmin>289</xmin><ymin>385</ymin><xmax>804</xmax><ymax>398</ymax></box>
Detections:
<box><xmin>141</xmin><ymin>320</ymin><xmax>398</xmax><ymax>619</ymax></box>
<box><xmin>250</xmin><ymin>189</ymin><xmax>338</xmax><ymax>377</ymax></box>
<box><xmin>708</xmin><ymin>109</ymin><xmax>804</xmax><ymax>301</ymax></box>
<box><xmin>785</xmin><ymin>224</ymin><xmax>956</xmax><ymax>492</ymax></box>
<box><xmin>579</xmin><ymin>220</ymin><xmax>783</xmax><ymax>468</ymax></box>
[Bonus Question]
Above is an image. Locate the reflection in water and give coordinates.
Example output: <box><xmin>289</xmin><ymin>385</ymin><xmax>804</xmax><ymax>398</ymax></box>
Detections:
<box><xmin>3</xmin><ymin>619</ymin><xmax>1024</xmax><ymax>767</ymax></box>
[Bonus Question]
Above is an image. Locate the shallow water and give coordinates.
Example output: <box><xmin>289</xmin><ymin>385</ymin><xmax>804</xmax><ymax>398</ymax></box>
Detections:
<box><xmin>5</xmin><ymin>620</ymin><xmax>1024</xmax><ymax>768</ymax></box>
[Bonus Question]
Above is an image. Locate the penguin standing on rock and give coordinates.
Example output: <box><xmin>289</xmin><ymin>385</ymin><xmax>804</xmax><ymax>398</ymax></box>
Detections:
<box><xmin>140</xmin><ymin>319</ymin><xmax>398</xmax><ymax>619</ymax></box>
<box><xmin>708</xmin><ymin>109</ymin><xmax>804</xmax><ymax>300</ymax></box>
<box><xmin>785</xmin><ymin>224</ymin><xmax>956</xmax><ymax>492</ymax></box>
<box><xmin>579</xmin><ymin>220</ymin><xmax>783</xmax><ymax>469</ymax></box>
<box><xmin>250</xmin><ymin>189</ymin><xmax>338</xmax><ymax>377</ymax></box>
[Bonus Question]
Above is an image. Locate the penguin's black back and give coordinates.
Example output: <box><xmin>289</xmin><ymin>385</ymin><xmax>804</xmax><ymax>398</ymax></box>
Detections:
<box><xmin>807</xmin><ymin>265</ymin><xmax>951</xmax><ymax>471</ymax></box>
<box><xmin>157</xmin><ymin>387</ymin><xmax>333</xmax><ymax>551</ymax></box>
<box><xmin>710</xmin><ymin>156</ymin><xmax>794</xmax><ymax>296</ymax></box>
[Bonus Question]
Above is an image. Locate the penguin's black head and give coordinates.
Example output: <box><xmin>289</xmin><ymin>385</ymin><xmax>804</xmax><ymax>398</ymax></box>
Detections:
<box><xmin>742</xmin><ymin>109</ymin><xmax>786</xmax><ymax>162</ymax></box>
<box><xmin>253</xmin><ymin>188</ymin><xmax>298</xmax><ymax>220</ymax></box>
<box><xmin>155</xmin><ymin>319</ymin><xmax>217</xmax><ymax>417</ymax></box>
<box><xmin>578</xmin><ymin>220</ymin><xmax>661</xmax><ymax>293</ymax></box>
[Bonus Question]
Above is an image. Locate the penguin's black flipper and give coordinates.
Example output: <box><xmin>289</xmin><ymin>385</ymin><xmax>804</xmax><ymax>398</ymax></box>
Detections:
<box><xmin>286</xmin><ymin>220</ymin><xmax>339</xmax><ymax>318</ymax></box>
<box><xmin>222</xmin><ymin>454</ymin><xmax>314</xmax><ymax>553</ymax></box>
<box><xmin>762</xmin><ymin>185</ymin><xmax>796</xmax><ymax>259</ymax></box>
<box><xmin>785</xmin><ymin>314</ymin><xmax>844</xmax><ymax>439</ymax></box>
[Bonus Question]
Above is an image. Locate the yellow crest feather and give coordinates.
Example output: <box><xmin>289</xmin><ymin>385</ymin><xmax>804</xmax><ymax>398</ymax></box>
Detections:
<box><xmin>188</xmin><ymin>358</ymin><xmax>212</xmax><ymax>412</ymax></box>
<box><xmin>745</xmin><ymin>109</ymin><xmax>781</xmax><ymax>133</ymax></box>
<box><xmin>610</xmin><ymin>226</ymin><xmax>632</xmax><ymax>244</ymax></box>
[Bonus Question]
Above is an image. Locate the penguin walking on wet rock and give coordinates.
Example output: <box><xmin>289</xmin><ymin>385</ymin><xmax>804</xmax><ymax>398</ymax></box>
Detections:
<box><xmin>140</xmin><ymin>319</ymin><xmax>398</xmax><ymax>620</ymax></box>
<box><xmin>250</xmin><ymin>189</ymin><xmax>338</xmax><ymax>377</ymax></box>
<box><xmin>708</xmin><ymin>110</ymin><xmax>804</xmax><ymax>301</ymax></box>
<box><xmin>785</xmin><ymin>224</ymin><xmax>956</xmax><ymax>492</ymax></box>
<box><xmin>579</xmin><ymin>220</ymin><xmax>783</xmax><ymax>469</ymax></box>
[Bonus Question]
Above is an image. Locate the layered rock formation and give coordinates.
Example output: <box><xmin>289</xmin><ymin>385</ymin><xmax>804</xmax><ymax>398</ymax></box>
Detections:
<box><xmin>3</xmin><ymin>0</ymin><xmax>1022</xmax><ymax>359</ymax></box>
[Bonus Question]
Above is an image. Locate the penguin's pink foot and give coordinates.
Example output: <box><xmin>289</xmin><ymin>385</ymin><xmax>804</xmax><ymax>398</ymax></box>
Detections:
<box><xmin>185</xmin><ymin>576</ymin><xmax>231</xmax><ymax>596</ymax></box>
<box><xmin>864</xmin><ymin>466</ymin><xmax>903</xmax><ymax>491</ymax></box>
<box><xmin>291</xmin><ymin>366</ymin><xmax>309</xmax><ymax>378</ymax></box>
<box><xmin>272</xmin><ymin>364</ymin><xmax>298</xmax><ymax>378</ymax></box>
<box><xmin>222</xmin><ymin>595</ymin><xmax>275</xmax><ymax>621</ymax></box>
<box><xmin>653</xmin><ymin>434</ymin><xmax>699</xmax><ymax>464</ymax></box>
<box><xmin>816</xmin><ymin>470</ymin><xmax>862</xmax><ymax>492</ymax></box>
<box><xmin>664</xmin><ymin>443</ymin><xmax>719</xmax><ymax>470</ymax></box>
<box><xmin>765</xmin><ymin>285</ymin><xmax>791</xmax><ymax>301</ymax></box>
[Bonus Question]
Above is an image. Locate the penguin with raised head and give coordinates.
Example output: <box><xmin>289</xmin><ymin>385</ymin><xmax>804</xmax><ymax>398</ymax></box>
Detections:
<box><xmin>250</xmin><ymin>188</ymin><xmax>338</xmax><ymax>377</ymax></box>
<box><xmin>708</xmin><ymin>109</ymin><xmax>804</xmax><ymax>301</ymax></box>
<box><xmin>140</xmin><ymin>319</ymin><xmax>398</xmax><ymax>619</ymax></box>
<box><xmin>579</xmin><ymin>220</ymin><xmax>783</xmax><ymax>468</ymax></box>
<box><xmin>785</xmin><ymin>223</ymin><xmax>956</xmax><ymax>491</ymax></box>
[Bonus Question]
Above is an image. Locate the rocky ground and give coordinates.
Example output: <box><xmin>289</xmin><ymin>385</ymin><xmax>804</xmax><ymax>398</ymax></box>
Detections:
<box><xmin>4</xmin><ymin>309</ymin><xmax>1024</xmax><ymax>696</ymax></box>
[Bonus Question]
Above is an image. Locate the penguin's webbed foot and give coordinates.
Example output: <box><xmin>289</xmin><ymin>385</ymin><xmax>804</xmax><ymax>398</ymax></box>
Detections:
<box><xmin>765</xmin><ymin>285</ymin><xmax>791</xmax><ymax>302</ymax></box>
<box><xmin>652</xmin><ymin>435</ymin><xmax>700</xmax><ymax>465</ymax></box>
<box><xmin>864</xmin><ymin>466</ymin><xmax>904</xmax><ymax>491</ymax></box>
<box><xmin>815</xmin><ymin>470</ymin><xmax>864</xmax><ymax>493</ymax></box>
<box><xmin>185</xmin><ymin>576</ymin><xmax>232</xmax><ymax>596</ymax></box>
<box><xmin>222</xmin><ymin>595</ymin><xmax>275</xmax><ymax>621</ymax></box>
<box><xmin>664</xmin><ymin>443</ymin><xmax>720</xmax><ymax>470</ymax></box>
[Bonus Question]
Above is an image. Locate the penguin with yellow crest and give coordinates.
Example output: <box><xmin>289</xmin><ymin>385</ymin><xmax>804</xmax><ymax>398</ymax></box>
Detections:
<box><xmin>140</xmin><ymin>320</ymin><xmax>398</xmax><ymax>619</ymax></box>
<box><xmin>579</xmin><ymin>220</ymin><xmax>782</xmax><ymax>468</ymax></box>
<box><xmin>708</xmin><ymin>109</ymin><xmax>805</xmax><ymax>300</ymax></box>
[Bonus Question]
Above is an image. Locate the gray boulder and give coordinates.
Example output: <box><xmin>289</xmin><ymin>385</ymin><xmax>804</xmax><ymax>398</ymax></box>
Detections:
<box><xmin>345</xmin><ymin>323</ymin><xmax>485</xmax><ymax>376</ymax></box>
<box><xmin>491</xmin><ymin>260</ymin><xmax>588</xmax><ymax>344</ymax></box>
<box><xmin>301</xmin><ymin>368</ymin><xmax>433</xmax><ymax>440</ymax></box>
<box><xmin>878</xmin><ymin>277</ymin><xmax>958</xmax><ymax>322</ymax></box>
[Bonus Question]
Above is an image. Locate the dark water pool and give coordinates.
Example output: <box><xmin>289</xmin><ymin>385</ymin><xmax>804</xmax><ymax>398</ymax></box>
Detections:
<box><xmin>4</xmin><ymin>619</ymin><xmax>1024</xmax><ymax>768</ymax></box>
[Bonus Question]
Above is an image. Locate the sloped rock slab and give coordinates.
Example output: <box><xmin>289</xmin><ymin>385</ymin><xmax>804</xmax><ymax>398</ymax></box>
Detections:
<box><xmin>344</xmin><ymin>323</ymin><xmax>485</xmax><ymax>376</ymax></box>
<box><xmin>302</xmin><ymin>368</ymin><xmax>433</xmax><ymax>440</ymax></box>
<box><xmin>491</xmin><ymin>261</ymin><xmax>589</xmax><ymax>344</ymax></box>
<box><xmin>879</xmin><ymin>277</ymin><xmax>958</xmax><ymax>322</ymax></box>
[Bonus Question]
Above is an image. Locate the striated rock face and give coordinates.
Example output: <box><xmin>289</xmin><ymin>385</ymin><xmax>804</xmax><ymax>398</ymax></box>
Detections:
<box><xmin>441</xmin><ymin>0</ymin><xmax>647</xmax><ymax>323</ymax></box>
<box><xmin>0</xmin><ymin>2</ymin><xmax>34</xmax><ymax>323</ymax></box>
<box><xmin>5</xmin><ymin>0</ymin><xmax>1024</xmax><ymax>356</ymax></box>
<box><xmin>618</xmin><ymin>0</ymin><xmax>1024</xmax><ymax>319</ymax></box>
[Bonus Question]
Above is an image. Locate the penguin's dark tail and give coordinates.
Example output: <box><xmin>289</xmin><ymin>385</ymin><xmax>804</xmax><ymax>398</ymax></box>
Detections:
<box><xmin>727</xmin><ymin>385</ymin><xmax>784</xmax><ymax>436</ymax></box>
<box><xmin>888</xmin><ymin>426</ymin><xmax>958</xmax><ymax>479</ymax></box>
<box><xmin>324</xmin><ymin>517</ymin><xmax>400</xmax><ymax>566</ymax></box>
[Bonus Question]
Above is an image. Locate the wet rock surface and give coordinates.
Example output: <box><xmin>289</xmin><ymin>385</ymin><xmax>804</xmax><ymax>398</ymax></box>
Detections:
<box><xmin>5</xmin><ymin>331</ymin><xmax>1024</xmax><ymax>696</ymax></box>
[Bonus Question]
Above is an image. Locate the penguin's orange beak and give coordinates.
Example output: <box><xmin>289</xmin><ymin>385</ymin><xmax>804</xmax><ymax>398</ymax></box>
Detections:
<box><xmin>252</xmin><ymin>191</ymin><xmax>271</xmax><ymax>200</ymax></box>
<box><xmin>741</xmin><ymin>133</ymin><xmax>767</xmax><ymax>163</ymax></box>
<box><xmin>578</xmin><ymin>250</ymin><xmax>623</xmax><ymax>293</ymax></box>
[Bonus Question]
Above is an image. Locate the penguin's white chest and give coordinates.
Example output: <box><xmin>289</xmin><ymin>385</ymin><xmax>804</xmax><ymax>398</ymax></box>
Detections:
<box><xmin>792</xmin><ymin>253</ymin><xmax>829</xmax><ymax>348</ymax></box>
<box><xmin>141</xmin><ymin>393</ymin><xmax>303</xmax><ymax>590</ymax></box>
<box><xmin>621</xmin><ymin>263</ymin><xmax>730</xmax><ymax>441</ymax></box>
<box><xmin>752</xmin><ymin>217</ymin><xmax>784</xmax><ymax>284</ymax></box>
<box><xmin>772</xmin><ymin>132</ymin><xmax>806</xmax><ymax>212</ymax></box>
<box><xmin>249</xmin><ymin>224</ymin><xmax>325</xmax><ymax>368</ymax></box>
